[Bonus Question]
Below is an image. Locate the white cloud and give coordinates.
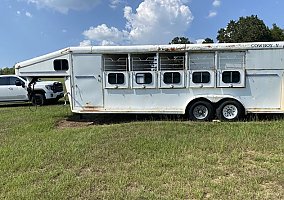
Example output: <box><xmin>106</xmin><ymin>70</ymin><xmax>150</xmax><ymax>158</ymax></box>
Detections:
<box><xmin>196</xmin><ymin>39</ymin><xmax>205</xmax><ymax>44</ymax></box>
<box><xmin>212</xmin><ymin>0</ymin><xmax>221</xmax><ymax>7</ymax></box>
<box><xmin>25</xmin><ymin>11</ymin><xmax>32</xmax><ymax>18</ymax></box>
<box><xmin>25</xmin><ymin>0</ymin><xmax>101</xmax><ymax>14</ymax></box>
<box><xmin>109</xmin><ymin>0</ymin><xmax>124</xmax><ymax>9</ymax></box>
<box><xmin>83</xmin><ymin>24</ymin><xmax>129</xmax><ymax>45</ymax></box>
<box><xmin>81</xmin><ymin>0</ymin><xmax>193</xmax><ymax>46</ymax></box>
<box><xmin>207</xmin><ymin>11</ymin><xmax>217</xmax><ymax>18</ymax></box>
<box><xmin>16</xmin><ymin>10</ymin><xmax>33</xmax><ymax>18</ymax></box>
<box><xmin>207</xmin><ymin>0</ymin><xmax>221</xmax><ymax>18</ymax></box>
<box><xmin>79</xmin><ymin>40</ymin><xmax>92</xmax><ymax>46</ymax></box>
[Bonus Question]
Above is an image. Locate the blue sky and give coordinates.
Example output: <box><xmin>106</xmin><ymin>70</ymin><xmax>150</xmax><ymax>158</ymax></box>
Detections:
<box><xmin>0</xmin><ymin>0</ymin><xmax>283</xmax><ymax>68</ymax></box>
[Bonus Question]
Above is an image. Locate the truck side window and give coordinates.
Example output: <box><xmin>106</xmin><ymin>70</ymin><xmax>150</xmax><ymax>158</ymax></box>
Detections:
<box><xmin>0</xmin><ymin>77</ymin><xmax>10</xmax><ymax>85</ymax></box>
<box><xmin>9</xmin><ymin>77</ymin><xmax>23</xmax><ymax>85</ymax></box>
<box><xmin>192</xmin><ymin>72</ymin><xmax>210</xmax><ymax>83</ymax></box>
<box><xmin>163</xmin><ymin>72</ymin><xmax>180</xmax><ymax>84</ymax></box>
<box><xmin>54</xmin><ymin>59</ymin><xmax>69</xmax><ymax>71</ymax></box>
<box><xmin>108</xmin><ymin>73</ymin><xmax>125</xmax><ymax>84</ymax></box>
<box><xmin>222</xmin><ymin>71</ymin><xmax>240</xmax><ymax>83</ymax></box>
<box><xmin>136</xmin><ymin>73</ymin><xmax>152</xmax><ymax>84</ymax></box>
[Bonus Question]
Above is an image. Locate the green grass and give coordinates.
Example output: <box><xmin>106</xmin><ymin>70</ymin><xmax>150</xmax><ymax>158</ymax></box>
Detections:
<box><xmin>0</xmin><ymin>104</ymin><xmax>283</xmax><ymax>199</ymax></box>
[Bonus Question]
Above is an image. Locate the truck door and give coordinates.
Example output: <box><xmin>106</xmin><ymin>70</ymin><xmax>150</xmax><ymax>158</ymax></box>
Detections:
<box><xmin>0</xmin><ymin>76</ymin><xmax>27</xmax><ymax>101</ymax></box>
<box><xmin>72</xmin><ymin>54</ymin><xmax>103</xmax><ymax>109</ymax></box>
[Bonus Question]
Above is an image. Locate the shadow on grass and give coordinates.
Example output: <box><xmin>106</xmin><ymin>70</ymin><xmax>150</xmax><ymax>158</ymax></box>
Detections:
<box><xmin>65</xmin><ymin>113</ymin><xmax>187</xmax><ymax>125</ymax></box>
<box><xmin>0</xmin><ymin>102</ymin><xmax>31</xmax><ymax>108</ymax></box>
<box><xmin>63</xmin><ymin>112</ymin><xmax>284</xmax><ymax>126</ymax></box>
<box><xmin>0</xmin><ymin>100</ymin><xmax>67</xmax><ymax>108</ymax></box>
<box><xmin>246</xmin><ymin>113</ymin><xmax>284</xmax><ymax>121</ymax></box>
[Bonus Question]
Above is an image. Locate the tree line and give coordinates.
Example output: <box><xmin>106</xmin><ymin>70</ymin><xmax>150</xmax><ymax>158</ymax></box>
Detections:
<box><xmin>170</xmin><ymin>15</ymin><xmax>284</xmax><ymax>44</ymax></box>
<box><xmin>0</xmin><ymin>67</ymin><xmax>15</xmax><ymax>75</ymax></box>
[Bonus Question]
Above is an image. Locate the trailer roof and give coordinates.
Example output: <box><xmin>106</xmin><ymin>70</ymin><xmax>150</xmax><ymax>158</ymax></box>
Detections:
<box><xmin>15</xmin><ymin>41</ymin><xmax>284</xmax><ymax>69</ymax></box>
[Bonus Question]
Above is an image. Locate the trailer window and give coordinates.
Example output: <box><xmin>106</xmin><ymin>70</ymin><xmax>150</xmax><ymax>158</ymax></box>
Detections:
<box><xmin>136</xmin><ymin>73</ymin><xmax>152</xmax><ymax>84</ymax></box>
<box><xmin>131</xmin><ymin>54</ymin><xmax>157</xmax><ymax>71</ymax></box>
<box><xmin>160</xmin><ymin>53</ymin><xmax>185</xmax><ymax>70</ymax></box>
<box><xmin>54</xmin><ymin>59</ymin><xmax>69</xmax><ymax>71</ymax></box>
<box><xmin>192</xmin><ymin>72</ymin><xmax>210</xmax><ymax>83</ymax></box>
<box><xmin>108</xmin><ymin>73</ymin><xmax>125</xmax><ymax>84</ymax></box>
<box><xmin>219</xmin><ymin>52</ymin><xmax>245</xmax><ymax>69</ymax></box>
<box><xmin>189</xmin><ymin>53</ymin><xmax>215</xmax><ymax>70</ymax></box>
<box><xmin>104</xmin><ymin>54</ymin><xmax>128</xmax><ymax>71</ymax></box>
<box><xmin>222</xmin><ymin>71</ymin><xmax>240</xmax><ymax>83</ymax></box>
<box><xmin>163</xmin><ymin>72</ymin><xmax>180</xmax><ymax>84</ymax></box>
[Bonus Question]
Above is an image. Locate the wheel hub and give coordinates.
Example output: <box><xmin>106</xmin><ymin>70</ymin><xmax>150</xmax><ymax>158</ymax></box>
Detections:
<box><xmin>193</xmin><ymin>105</ymin><xmax>209</xmax><ymax>120</ymax></box>
<box><xmin>223</xmin><ymin>105</ymin><xmax>238</xmax><ymax>119</ymax></box>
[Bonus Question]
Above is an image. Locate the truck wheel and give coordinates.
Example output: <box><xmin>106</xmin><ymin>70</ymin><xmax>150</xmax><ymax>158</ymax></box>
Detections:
<box><xmin>188</xmin><ymin>101</ymin><xmax>214</xmax><ymax>121</ymax></box>
<box><xmin>216</xmin><ymin>100</ymin><xmax>244</xmax><ymax>121</ymax></box>
<box><xmin>31</xmin><ymin>94</ymin><xmax>46</xmax><ymax>106</ymax></box>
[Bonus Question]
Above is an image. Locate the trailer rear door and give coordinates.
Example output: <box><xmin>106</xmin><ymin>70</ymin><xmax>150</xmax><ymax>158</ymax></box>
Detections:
<box><xmin>72</xmin><ymin>54</ymin><xmax>103</xmax><ymax>109</ymax></box>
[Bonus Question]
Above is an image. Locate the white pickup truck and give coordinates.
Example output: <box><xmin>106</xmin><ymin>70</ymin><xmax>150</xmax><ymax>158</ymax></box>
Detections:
<box><xmin>0</xmin><ymin>75</ymin><xmax>64</xmax><ymax>105</ymax></box>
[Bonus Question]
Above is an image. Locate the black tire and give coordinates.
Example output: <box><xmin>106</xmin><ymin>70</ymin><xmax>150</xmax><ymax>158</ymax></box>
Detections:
<box><xmin>188</xmin><ymin>101</ymin><xmax>214</xmax><ymax>121</ymax></box>
<box><xmin>31</xmin><ymin>94</ymin><xmax>46</xmax><ymax>106</ymax></box>
<box><xmin>216</xmin><ymin>100</ymin><xmax>244</xmax><ymax>121</ymax></box>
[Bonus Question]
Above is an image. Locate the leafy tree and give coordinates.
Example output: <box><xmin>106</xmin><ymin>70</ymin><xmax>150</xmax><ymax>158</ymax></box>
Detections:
<box><xmin>0</xmin><ymin>67</ymin><xmax>15</xmax><ymax>75</ymax></box>
<box><xmin>217</xmin><ymin>15</ymin><xmax>271</xmax><ymax>43</ymax></box>
<box><xmin>170</xmin><ymin>37</ymin><xmax>191</xmax><ymax>44</ymax></box>
<box><xmin>202</xmin><ymin>38</ymin><xmax>214</xmax><ymax>44</ymax></box>
<box><xmin>270</xmin><ymin>23</ymin><xmax>284</xmax><ymax>41</ymax></box>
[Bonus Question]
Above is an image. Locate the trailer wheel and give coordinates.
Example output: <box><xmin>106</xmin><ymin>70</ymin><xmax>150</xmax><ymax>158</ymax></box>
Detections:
<box><xmin>216</xmin><ymin>100</ymin><xmax>243</xmax><ymax>121</ymax></box>
<box><xmin>188</xmin><ymin>101</ymin><xmax>214</xmax><ymax>121</ymax></box>
<box><xmin>31</xmin><ymin>94</ymin><xmax>46</xmax><ymax>106</ymax></box>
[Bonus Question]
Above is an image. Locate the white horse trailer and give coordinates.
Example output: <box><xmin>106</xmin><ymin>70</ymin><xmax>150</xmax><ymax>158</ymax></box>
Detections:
<box><xmin>15</xmin><ymin>42</ymin><xmax>284</xmax><ymax>121</ymax></box>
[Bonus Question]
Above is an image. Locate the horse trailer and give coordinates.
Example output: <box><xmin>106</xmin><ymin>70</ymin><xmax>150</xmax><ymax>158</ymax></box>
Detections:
<box><xmin>15</xmin><ymin>42</ymin><xmax>284</xmax><ymax>121</ymax></box>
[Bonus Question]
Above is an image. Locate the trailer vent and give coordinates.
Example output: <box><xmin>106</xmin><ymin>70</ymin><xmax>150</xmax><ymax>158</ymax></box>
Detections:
<box><xmin>103</xmin><ymin>54</ymin><xmax>128</xmax><ymax>71</ymax></box>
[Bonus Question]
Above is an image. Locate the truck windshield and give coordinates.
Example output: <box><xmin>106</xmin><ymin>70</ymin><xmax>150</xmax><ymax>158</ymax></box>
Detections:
<box><xmin>20</xmin><ymin>76</ymin><xmax>27</xmax><ymax>81</ymax></box>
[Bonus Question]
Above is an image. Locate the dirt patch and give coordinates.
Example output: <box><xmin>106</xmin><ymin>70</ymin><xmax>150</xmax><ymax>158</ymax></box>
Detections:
<box><xmin>55</xmin><ymin>114</ymin><xmax>140</xmax><ymax>129</ymax></box>
<box><xmin>55</xmin><ymin>113</ymin><xmax>186</xmax><ymax>129</ymax></box>
<box><xmin>56</xmin><ymin>119</ymin><xmax>94</xmax><ymax>129</ymax></box>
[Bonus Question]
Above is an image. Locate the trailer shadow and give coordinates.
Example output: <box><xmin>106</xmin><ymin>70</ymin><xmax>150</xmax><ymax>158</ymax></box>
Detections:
<box><xmin>55</xmin><ymin>112</ymin><xmax>284</xmax><ymax>129</ymax></box>
<box><xmin>0</xmin><ymin>102</ymin><xmax>31</xmax><ymax>108</ymax></box>
<box><xmin>60</xmin><ymin>113</ymin><xmax>187</xmax><ymax>127</ymax></box>
<box><xmin>245</xmin><ymin>113</ymin><xmax>284</xmax><ymax>121</ymax></box>
<box><xmin>56</xmin><ymin>113</ymin><xmax>185</xmax><ymax>129</ymax></box>
<box><xmin>57</xmin><ymin>112</ymin><xmax>284</xmax><ymax>128</ymax></box>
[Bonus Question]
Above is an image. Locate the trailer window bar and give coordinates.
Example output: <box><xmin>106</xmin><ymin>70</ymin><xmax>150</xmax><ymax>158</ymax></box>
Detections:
<box><xmin>219</xmin><ymin>52</ymin><xmax>245</xmax><ymax>70</ymax></box>
<box><xmin>103</xmin><ymin>54</ymin><xmax>128</xmax><ymax>71</ymax></box>
<box><xmin>159</xmin><ymin>53</ymin><xmax>185</xmax><ymax>70</ymax></box>
<box><xmin>131</xmin><ymin>54</ymin><xmax>157</xmax><ymax>71</ymax></box>
<box><xmin>189</xmin><ymin>53</ymin><xmax>215</xmax><ymax>70</ymax></box>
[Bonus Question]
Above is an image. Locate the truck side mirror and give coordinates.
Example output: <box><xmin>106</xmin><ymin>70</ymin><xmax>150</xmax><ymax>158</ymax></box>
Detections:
<box><xmin>15</xmin><ymin>80</ymin><xmax>25</xmax><ymax>87</ymax></box>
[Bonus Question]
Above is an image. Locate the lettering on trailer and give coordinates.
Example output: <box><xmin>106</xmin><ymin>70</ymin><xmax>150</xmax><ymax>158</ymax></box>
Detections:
<box><xmin>251</xmin><ymin>43</ymin><xmax>282</xmax><ymax>48</ymax></box>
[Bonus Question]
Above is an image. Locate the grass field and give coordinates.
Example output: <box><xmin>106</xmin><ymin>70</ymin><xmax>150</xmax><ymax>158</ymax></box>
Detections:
<box><xmin>0</xmin><ymin>103</ymin><xmax>283</xmax><ymax>199</ymax></box>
